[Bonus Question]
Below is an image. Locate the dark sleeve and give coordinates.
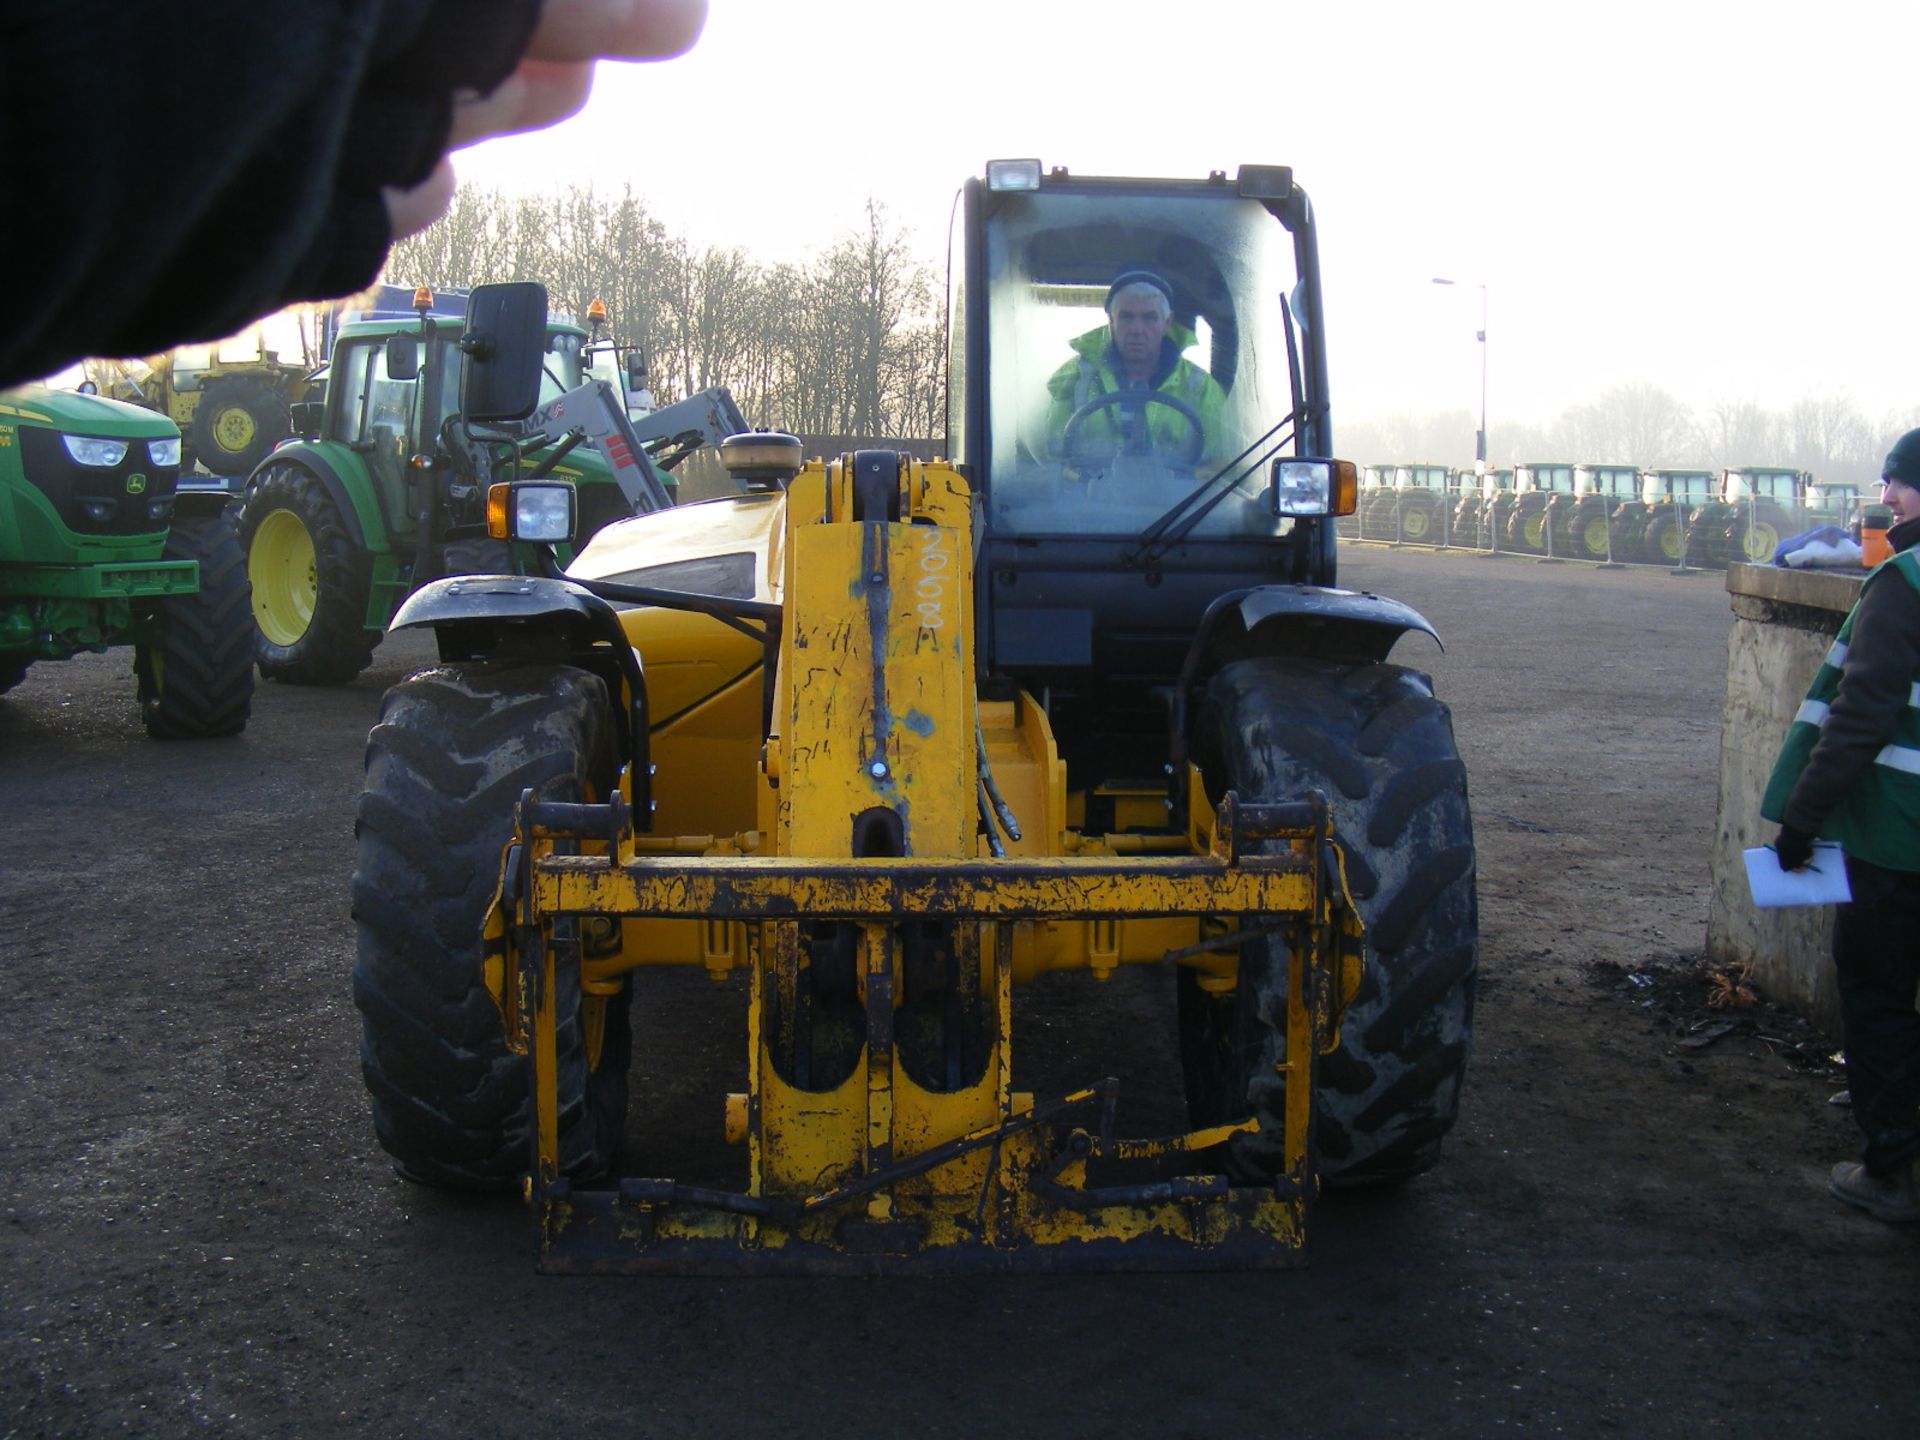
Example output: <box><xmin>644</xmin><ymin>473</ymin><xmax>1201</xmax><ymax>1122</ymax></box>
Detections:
<box><xmin>0</xmin><ymin>0</ymin><xmax>542</xmax><ymax>389</ymax></box>
<box><xmin>1783</xmin><ymin>569</ymin><xmax>1920</xmax><ymax>833</ymax></box>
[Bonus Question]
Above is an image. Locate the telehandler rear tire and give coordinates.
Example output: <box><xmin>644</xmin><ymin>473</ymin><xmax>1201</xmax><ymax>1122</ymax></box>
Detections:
<box><xmin>136</xmin><ymin>514</ymin><xmax>256</xmax><ymax>739</ymax></box>
<box><xmin>0</xmin><ymin>655</ymin><xmax>31</xmax><ymax>696</ymax></box>
<box><xmin>1183</xmin><ymin>656</ymin><xmax>1477</xmax><ymax>1186</ymax></box>
<box><xmin>239</xmin><ymin>464</ymin><xmax>379</xmax><ymax>685</ymax></box>
<box><xmin>351</xmin><ymin>662</ymin><xmax>631</xmax><ymax>1189</ymax></box>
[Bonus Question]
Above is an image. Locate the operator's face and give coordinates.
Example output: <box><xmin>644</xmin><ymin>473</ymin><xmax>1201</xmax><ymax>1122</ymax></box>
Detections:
<box><xmin>1883</xmin><ymin>474</ymin><xmax>1919</xmax><ymax>525</ymax></box>
<box><xmin>1108</xmin><ymin>292</ymin><xmax>1170</xmax><ymax>373</ymax></box>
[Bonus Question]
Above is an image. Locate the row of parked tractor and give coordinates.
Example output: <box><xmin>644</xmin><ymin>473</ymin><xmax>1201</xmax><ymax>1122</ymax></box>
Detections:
<box><xmin>1</xmin><ymin>284</ymin><xmax>740</xmax><ymax>738</ymax></box>
<box><xmin>1344</xmin><ymin>461</ymin><xmax>1871</xmax><ymax>567</ymax></box>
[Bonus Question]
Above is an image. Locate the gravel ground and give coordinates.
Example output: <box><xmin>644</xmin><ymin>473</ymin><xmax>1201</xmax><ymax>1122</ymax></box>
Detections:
<box><xmin>2</xmin><ymin>542</ymin><xmax>1914</xmax><ymax>1439</ymax></box>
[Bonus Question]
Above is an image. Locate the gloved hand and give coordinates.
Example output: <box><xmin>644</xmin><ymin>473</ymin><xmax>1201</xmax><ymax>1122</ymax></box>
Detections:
<box><xmin>1774</xmin><ymin>824</ymin><xmax>1816</xmax><ymax>871</ymax></box>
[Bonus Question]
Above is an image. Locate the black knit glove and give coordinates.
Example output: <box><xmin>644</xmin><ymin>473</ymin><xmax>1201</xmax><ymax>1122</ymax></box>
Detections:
<box><xmin>1774</xmin><ymin>825</ymin><xmax>1816</xmax><ymax>871</ymax></box>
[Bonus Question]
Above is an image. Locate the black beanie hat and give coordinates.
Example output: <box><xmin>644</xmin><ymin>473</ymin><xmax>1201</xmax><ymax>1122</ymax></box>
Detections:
<box><xmin>1105</xmin><ymin>269</ymin><xmax>1174</xmax><ymax>312</ymax></box>
<box><xmin>1883</xmin><ymin>427</ymin><xmax>1920</xmax><ymax>485</ymax></box>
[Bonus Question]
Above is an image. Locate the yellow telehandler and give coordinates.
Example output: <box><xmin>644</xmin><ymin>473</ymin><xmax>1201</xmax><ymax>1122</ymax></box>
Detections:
<box><xmin>350</xmin><ymin>163</ymin><xmax>1476</xmax><ymax>1272</ymax></box>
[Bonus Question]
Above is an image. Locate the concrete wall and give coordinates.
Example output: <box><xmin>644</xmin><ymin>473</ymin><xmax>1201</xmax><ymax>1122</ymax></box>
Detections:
<box><xmin>1709</xmin><ymin>562</ymin><xmax>1866</xmax><ymax>1033</ymax></box>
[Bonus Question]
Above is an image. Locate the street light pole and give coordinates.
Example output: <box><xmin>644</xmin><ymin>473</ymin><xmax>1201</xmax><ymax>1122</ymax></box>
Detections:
<box><xmin>1432</xmin><ymin>277</ymin><xmax>1488</xmax><ymax>476</ymax></box>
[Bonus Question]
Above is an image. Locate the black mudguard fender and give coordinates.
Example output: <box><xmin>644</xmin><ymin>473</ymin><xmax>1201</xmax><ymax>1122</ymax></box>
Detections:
<box><xmin>390</xmin><ymin>574</ymin><xmax>650</xmax><ymax>804</ymax></box>
<box><xmin>1171</xmin><ymin>583</ymin><xmax>1442</xmax><ymax>766</ymax></box>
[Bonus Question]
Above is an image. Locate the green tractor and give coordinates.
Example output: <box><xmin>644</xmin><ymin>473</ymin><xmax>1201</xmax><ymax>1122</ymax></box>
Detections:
<box><xmin>1804</xmin><ymin>477</ymin><xmax>1864</xmax><ymax>532</ymax></box>
<box><xmin>0</xmin><ymin>385</ymin><xmax>254</xmax><ymax>736</ymax></box>
<box><xmin>1721</xmin><ymin>467</ymin><xmax>1810</xmax><ymax>564</ymax></box>
<box><xmin>1504</xmin><ymin>461</ymin><xmax>1577</xmax><ymax>555</ymax></box>
<box><xmin>1384</xmin><ymin>463</ymin><xmax>1455</xmax><ymax>545</ymax></box>
<box><xmin>1451</xmin><ymin>465</ymin><xmax>1512</xmax><ymax>547</ymax></box>
<box><xmin>1356</xmin><ymin>464</ymin><xmax>1395</xmax><ymax>539</ymax></box>
<box><xmin>234</xmin><ymin>291</ymin><xmax>739</xmax><ymax>686</ymax></box>
<box><xmin>1634</xmin><ymin>468</ymin><xmax>1719</xmax><ymax>566</ymax></box>
<box><xmin>1558</xmin><ymin>463</ymin><xmax>1640</xmax><ymax>561</ymax></box>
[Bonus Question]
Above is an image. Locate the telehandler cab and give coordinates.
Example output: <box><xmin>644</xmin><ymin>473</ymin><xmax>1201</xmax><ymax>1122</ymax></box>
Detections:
<box><xmin>351</xmin><ymin>163</ymin><xmax>1477</xmax><ymax>1272</ymax></box>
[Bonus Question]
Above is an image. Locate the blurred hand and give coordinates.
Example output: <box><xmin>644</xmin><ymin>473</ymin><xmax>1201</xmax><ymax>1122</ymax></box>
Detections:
<box><xmin>1773</xmin><ymin>824</ymin><xmax>1815</xmax><ymax>871</ymax></box>
<box><xmin>384</xmin><ymin>0</ymin><xmax>708</xmax><ymax>238</ymax></box>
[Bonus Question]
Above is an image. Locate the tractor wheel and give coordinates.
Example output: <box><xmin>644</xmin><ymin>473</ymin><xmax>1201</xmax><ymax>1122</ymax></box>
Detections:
<box><xmin>1730</xmin><ymin>504</ymin><xmax>1790</xmax><ymax>564</ymax></box>
<box><xmin>0</xmin><ymin>654</ymin><xmax>32</xmax><ymax>696</ymax></box>
<box><xmin>1507</xmin><ymin>506</ymin><xmax>1548</xmax><ymax>554</ymax></box>
<box><xmin>440</xmin><ymin>537</ymin><xmax>516</xmax><ymax>578</ymax></box>
<box><xmin>192</xmin><ymin>375</ymin><xmax>291</xmax><ymax>478</ymax></box>
<box><xmin>573</xmin><ymin>480</ymin><xmax>636</xmax><ymax>552</ymax></box>
<box><xmin>1642</xmin><ymin>513</ymin><xmax>1684</xmax><ymax>565</ymax></box>
<box><xmin>1398</xmin><ymin>496</ymin><xmax>1437</xmax><ymax>544</ymax></box>
<box><xmin>1181</xmin><ymin>656</ymin><xmax>1477</xmax><ymax>1185</ymax></box>
<box><xmin>239</xmin><ymin>464</ymin><xmax>379</xmax><ymax>685</ymax></box>
<box><xmin>134</xmin><ymin>514</ymin><xmax>255</xmax><ymax>739</ymax></box>
<box><xmin>351</xmin><ymin>662</ymin><xmax>631</xmax><ymax>1189</ymax></box>
<box><xmin>1572</xmin><ymin>507</ymin><xmax>1613</xmax><ymax>560</ymax></box>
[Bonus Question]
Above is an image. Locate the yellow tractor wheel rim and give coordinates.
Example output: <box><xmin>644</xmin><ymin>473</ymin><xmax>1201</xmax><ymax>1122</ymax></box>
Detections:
<box><xmin>250</xmin><ymin>508</ymin><xmax>318</xmax><ymax>647</ymax></box>
<box><xmin>213</xmin><ymin>406</ymin><xmax>257</xmax><ymax>455</ymax></box>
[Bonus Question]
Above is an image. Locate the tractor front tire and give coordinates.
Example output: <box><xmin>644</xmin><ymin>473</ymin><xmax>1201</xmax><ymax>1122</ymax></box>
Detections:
<box><xmin>239</xmin><ymin>465</ymin><xmax>379</xmax><ymax>685</ymax></box>
<box><xmin>192</xmin><ymin>375</ymin><xmax>291</xmax><ymax>477</ymax></box>
<box><xmin>0</xmin><ymin>654</ymin><xmax>31</xmax><ymax>697</ymax></box>
<box><xmin>351</xmin><ymin>662</ymin><xmax>631</xmax><ymax>1189</ymax></box>
<box><xmin>135</xmin><ymin>514</ymin><xmax>255</xmax><ymax>738</ymax></box>
<box><xmin>1182</xmin><ymin>656</ymin><xmax>1477</xmax><ymax>1185</ymax></box>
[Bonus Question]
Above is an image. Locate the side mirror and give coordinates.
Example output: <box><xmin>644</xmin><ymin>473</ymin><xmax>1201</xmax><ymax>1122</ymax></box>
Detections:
<box><xmin>625</xmin><ymin>352</ymin><xmax>649</xmax><ymax>388</ymax></box>
<box><xmin>384</xmin><ymin>334</ymin><xmax>420</xmax><ymax>381</ymax></box>
<box><xmin>461</xmin><ymin>282</ymin><xmax>549</xmax><ymax>422</ymax></box>
<box><xmin>289</xmin><ymin>400</ymin><xmax>325</xmax><ymax>439</ymax></box>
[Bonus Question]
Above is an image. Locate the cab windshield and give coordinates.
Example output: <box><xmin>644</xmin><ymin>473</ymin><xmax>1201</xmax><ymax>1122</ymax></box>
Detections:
<box><xmin>980</xmin><ymin>189</ymin><xmax>1303</xmax><ymax>541</ymax></box>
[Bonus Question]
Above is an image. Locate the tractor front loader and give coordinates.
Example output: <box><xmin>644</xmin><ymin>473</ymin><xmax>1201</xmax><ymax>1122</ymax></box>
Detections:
<box><xmin>351</xmin><ymin>164</ymin><xmax>1477</xmax><ymax>1273</ymax></box>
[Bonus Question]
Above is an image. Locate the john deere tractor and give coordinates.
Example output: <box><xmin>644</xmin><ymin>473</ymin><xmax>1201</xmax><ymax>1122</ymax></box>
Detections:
<box><xmin>0</xmin><ymin>385</ymin><xmax>254</xmax><ymax>736</ymax></box>
<box><xmin>350</xmin><ymin>163</ymin><xmax>1476</xmax><ymax>1273</ymax></box>
<box><xmin>235</xmin><ymin>291</ymin><xmax>729</xmax><ymax>687</ymax></box>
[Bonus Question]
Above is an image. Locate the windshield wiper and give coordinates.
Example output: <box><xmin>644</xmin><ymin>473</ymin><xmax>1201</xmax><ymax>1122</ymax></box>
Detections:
<box><xmin>1128</xmin><ymin>289</ymin><xmax>1321</xmax><ymax>565</ymax></box>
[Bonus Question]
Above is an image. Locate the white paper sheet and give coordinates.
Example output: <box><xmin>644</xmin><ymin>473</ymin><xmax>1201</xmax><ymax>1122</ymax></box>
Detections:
<box><xmin>1744</xmin><ymin>842</ymin><xmax>1852</xmax><ymax>908</ymax></box>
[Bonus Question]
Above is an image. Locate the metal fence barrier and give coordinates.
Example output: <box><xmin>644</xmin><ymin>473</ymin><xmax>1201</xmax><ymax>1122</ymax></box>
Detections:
<box><xmin>1338</xmin><ymin>492</ymin><xmax>1869</xmax><ymax>572</ymax></box>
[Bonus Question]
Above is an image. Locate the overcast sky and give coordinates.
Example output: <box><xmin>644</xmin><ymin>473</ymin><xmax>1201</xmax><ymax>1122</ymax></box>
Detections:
<box><xmin>455</xmin><ymin>0</ymin><xmax>1918</xmax><ymax>428</ymax></box>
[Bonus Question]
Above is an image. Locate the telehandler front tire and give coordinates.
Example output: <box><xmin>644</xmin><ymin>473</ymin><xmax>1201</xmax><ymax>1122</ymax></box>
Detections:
<box><xmin>1183</xmin><ymin>656</ymin><xmax>1477</xmax><ymax>1186</ymax></box>
<box><xmin>351</xmin><ymin>662</ymin><xmax>631</xmax><ymax>1189</ymax></box>
<box><xmin>239</xmin><ymin>464</ymin><xmax>380</xmax><ymax>685</ymax></box>
<box><xmin>135</xmin><ymin>514</ymin><xmax>255</xmax><ymax>739</ymax></box>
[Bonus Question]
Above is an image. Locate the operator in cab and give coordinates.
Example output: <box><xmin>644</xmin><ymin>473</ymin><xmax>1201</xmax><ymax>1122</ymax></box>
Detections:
<box><xmin>1043</xmin><ymin>268</ymin><xmax>1230</xmax><ymax>469</ymax></box>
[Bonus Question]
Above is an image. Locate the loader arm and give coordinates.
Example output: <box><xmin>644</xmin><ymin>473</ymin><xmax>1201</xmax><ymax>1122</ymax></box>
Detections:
<box><xmin>482</xmin><ymin>452</ymin><xmax>1366</xmax><ymax>1273</ymax></box>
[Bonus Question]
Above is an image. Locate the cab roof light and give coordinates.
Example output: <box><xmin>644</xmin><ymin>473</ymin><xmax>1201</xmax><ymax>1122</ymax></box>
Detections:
<box><xmin>986</xmin><ymin>159</ymin><xmax>1043</xmax><ymax>191</ymax></box>
<box><xmin>413</xmin><ymin>287</ymin><xmax>434</xmax><ymax>312</ymax></box>
<box><xmin>1236</xmin><ymin>165</ymin><xmax>1293</xmax><ymax>200</ymax></box>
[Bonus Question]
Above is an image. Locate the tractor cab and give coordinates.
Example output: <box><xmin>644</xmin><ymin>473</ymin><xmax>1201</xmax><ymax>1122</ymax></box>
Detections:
<box><xmin>951</xmin><ymin>162</ymin><xmax>1351</xmax><ymax>697</ymax></box>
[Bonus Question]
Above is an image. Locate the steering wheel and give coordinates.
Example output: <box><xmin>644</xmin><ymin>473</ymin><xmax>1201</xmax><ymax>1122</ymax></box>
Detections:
<box><xmin>1060</xmin><ymin>389</ymin><xmax>1206</xmax><ymax>467</ymax></box>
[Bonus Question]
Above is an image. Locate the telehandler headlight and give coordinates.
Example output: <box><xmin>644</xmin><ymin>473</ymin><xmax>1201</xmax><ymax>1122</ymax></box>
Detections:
<box><xmin>147</xmin><ymin>437</ymin><xmax>181</xmax><ymax>467</ymax></box>
<box><xmin>62</xmin><ymin>434</ymin><xmax>129</xmax><ymax>467</ymax></box>
<box><xmin>487</xmin><ymin>480</ymin><xmax>576</xmax><ymax>544</ymax></box>
<box><xmin>1271</xmin><ymin>458</ymin><xmax>1358</xmax><ymax>517</ymax></box>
